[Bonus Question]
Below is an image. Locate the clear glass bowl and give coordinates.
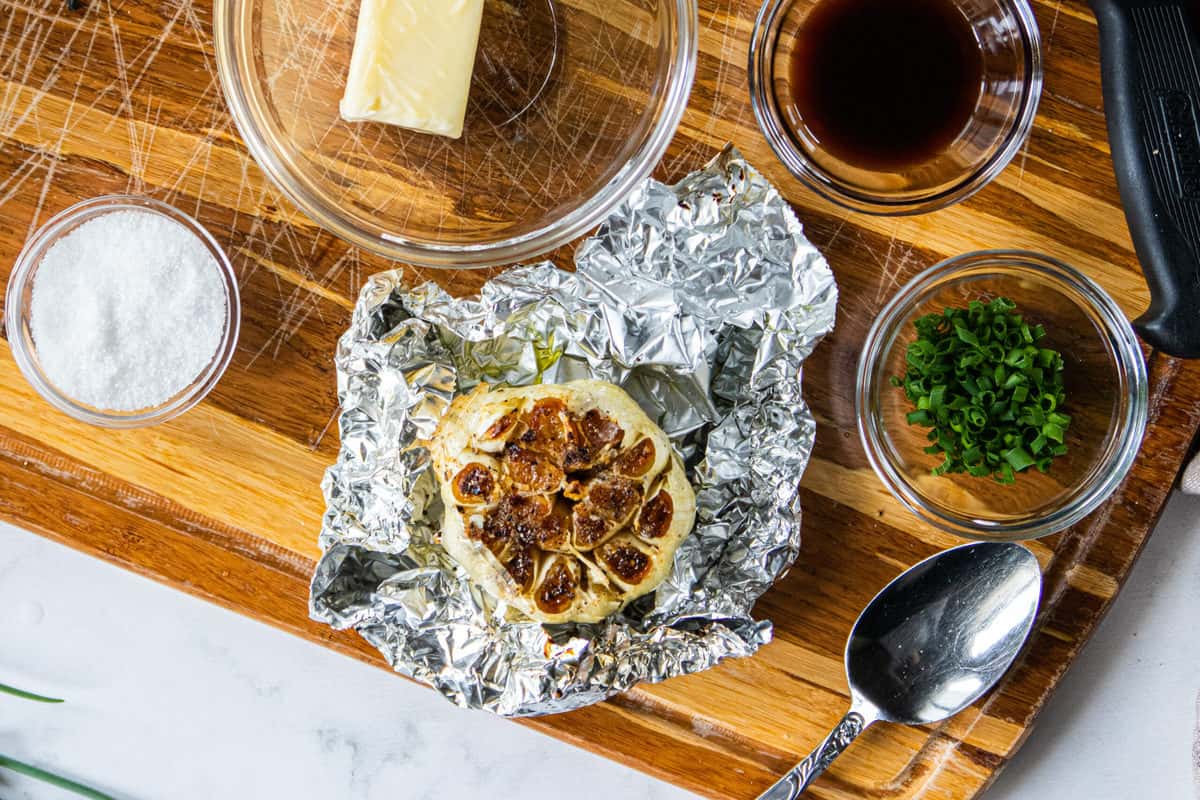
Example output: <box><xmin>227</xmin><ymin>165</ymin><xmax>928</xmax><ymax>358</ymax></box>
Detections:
<box><xmin>5</xmin><ymin>195</ymin><xmax>241</xmax><ymax>428</ymax></box>
<box><xmin>856</xmin><ymin>251</ymin><xmax>1148</xmax><ymax>540</ymax></box>
<box><xmin>214</xmin><ymin>0</ymin><xmax>697</xmax><ymax>268</ymax></box>
<box><xmin>750</xmin><ymin>0</ymin><xmax>1042</xmax><ymax>214</ymax></box>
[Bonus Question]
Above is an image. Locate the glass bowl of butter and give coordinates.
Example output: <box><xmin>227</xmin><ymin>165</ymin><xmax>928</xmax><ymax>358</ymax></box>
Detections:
<box><xmin>214</xmin><ymin>0</ymin><xmax>697</xmax><ymax>268</ymax></box>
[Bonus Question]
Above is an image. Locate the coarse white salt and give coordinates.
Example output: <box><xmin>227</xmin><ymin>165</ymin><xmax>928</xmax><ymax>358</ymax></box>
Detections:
<box><xmin>29</xmin><ymin>209</ymin><xmax>228</xmax><ymax>412</ymax></box>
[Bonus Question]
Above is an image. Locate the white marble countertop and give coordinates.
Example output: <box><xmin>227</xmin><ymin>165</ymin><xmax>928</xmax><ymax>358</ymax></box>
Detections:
<box><xmin>2</xmin><ymin>492</ymin><xmax>1198</xmax><ymax>800</ymax></box>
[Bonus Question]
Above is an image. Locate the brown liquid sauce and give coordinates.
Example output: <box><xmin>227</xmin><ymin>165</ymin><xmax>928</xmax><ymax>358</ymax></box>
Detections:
<box><xmin>787</xmin><ymin>0</ymin><xmax>984</xmax><ymax>172</ymax></box>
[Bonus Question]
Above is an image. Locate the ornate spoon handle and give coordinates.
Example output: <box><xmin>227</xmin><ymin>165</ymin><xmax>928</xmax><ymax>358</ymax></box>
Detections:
<box><xmin>756</xmin><ymin>706</ymin><xmax>878</xmax><ymax>800</ymax></box>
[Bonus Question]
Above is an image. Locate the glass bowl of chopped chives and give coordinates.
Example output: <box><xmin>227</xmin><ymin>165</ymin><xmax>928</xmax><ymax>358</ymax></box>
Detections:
<box><xmin>856</xmin><ymin>250</ymin><xmax>1148</xmax><ymax>540</ymax></box>
<box><xmin>5</xmin><ymin>195</ymin><xmax>241</xmax><ymax>428</ymax></box>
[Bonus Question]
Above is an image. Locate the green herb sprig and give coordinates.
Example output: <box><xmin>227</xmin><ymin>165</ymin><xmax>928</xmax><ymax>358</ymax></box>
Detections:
<box><xmin>892</xmin><ymin>296</ymin><xmax>1071</xmax><ymax>484</ymax></box>
<box><xmin>0</xmin><ymin>754</ymin><xmax>117</xmax><ymax>800</ymax></box>
<box><xmin>0</xmin><ymin>681</ymin><xmax>64</xmax><ymax>703</ymax></box>
<box><xmin>1</xmin><ymin>680</ymin><xmax>117</xmax><ymax>799</ymax></box>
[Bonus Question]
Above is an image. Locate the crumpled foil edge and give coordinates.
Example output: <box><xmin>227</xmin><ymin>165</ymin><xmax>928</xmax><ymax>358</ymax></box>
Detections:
<box><xmin>310</xmin><ymin>145</ymin><xmax>839</xmax><ymax>717</ymax></box>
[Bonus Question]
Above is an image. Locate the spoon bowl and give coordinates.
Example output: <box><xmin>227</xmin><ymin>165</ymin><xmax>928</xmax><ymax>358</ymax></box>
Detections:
<box><xmin>760</xmin><ymin>541</ymin><xmax>1042</xmax><ymax>799</ymax></box>
<box><xmin>848</xmin><ymin>542</ymin><xmax>1042</xmax><ymax>725</ymax></box>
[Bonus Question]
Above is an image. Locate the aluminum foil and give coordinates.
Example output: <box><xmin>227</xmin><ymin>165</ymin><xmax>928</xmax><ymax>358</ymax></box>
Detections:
<box><xmin>310</xmin><ymin>146</ymin><xmax>839</xmax><ymax>717</ymax></box>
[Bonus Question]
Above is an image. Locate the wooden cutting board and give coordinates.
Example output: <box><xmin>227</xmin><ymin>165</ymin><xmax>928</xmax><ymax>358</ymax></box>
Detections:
<box><xmin>1</xmin><ymin>0</ymin><xmax>1198</xmax><ymax>797</ymax></box>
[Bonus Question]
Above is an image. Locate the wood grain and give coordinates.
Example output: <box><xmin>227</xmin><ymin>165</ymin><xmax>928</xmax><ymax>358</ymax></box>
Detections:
<box><xmin>1</xmin><ymin>0</ymin><xmax>1199</xmax><ymax>798</ymax></box>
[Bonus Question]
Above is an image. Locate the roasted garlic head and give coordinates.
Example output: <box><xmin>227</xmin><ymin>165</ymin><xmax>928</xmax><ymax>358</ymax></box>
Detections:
<box><xmin>431</xmin><ymin>380</ymin><xmax>696</xmax><ymax>624</ymax></box>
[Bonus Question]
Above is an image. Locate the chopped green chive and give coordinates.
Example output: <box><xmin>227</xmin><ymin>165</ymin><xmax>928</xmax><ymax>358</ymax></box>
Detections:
<box><xmin>893</xmin><ymin>296</ymin><xmax>1070</xmax><ymax>484</ymax></box>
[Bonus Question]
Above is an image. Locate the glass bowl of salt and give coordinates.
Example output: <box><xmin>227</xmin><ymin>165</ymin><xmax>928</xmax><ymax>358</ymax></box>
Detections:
<box><xmin>5</xmin><ymin>195</ymin><xmax>240</xmax><ymax>428</ymax></box>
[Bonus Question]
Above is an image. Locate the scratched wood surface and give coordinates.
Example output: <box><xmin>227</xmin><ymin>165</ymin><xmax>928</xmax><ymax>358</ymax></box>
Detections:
<box><xmin>1</xmin><ymin>0</ymin><xmax>1199</xmax><ymax>798</ymax></box>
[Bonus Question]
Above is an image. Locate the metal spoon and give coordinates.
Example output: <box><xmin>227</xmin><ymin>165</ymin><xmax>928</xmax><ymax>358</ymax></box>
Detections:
<box><xmin>758</xmin><ymin>541</ymin><xmax>1042</xmax><ymax>799</ymax></box>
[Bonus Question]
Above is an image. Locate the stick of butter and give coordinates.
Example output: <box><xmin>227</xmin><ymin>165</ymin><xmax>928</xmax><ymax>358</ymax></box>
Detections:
<box><xmin>340</xmin><ymin>0</ymin><xmax>485</xmax><ymax>139</ymax></box>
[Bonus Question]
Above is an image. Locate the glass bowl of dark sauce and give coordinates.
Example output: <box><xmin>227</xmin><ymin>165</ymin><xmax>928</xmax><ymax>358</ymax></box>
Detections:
<box><xmin>750</xmin><ymin>0</ymin><xmax>1042</xmax><ymax>215</ymax></box>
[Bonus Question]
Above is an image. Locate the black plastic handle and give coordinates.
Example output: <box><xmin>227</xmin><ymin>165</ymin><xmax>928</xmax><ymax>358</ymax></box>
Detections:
<box><xmin>1092</xmin><ymin>0</ymin><xmax>1200</xmax><ymax>357</ymax></box>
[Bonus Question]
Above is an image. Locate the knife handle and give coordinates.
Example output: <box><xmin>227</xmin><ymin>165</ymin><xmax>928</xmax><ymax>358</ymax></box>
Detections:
<box><xmin>1092</xmin><ymin>0</ymin><xmax>1200</xmax><ymax>357</ymax></box>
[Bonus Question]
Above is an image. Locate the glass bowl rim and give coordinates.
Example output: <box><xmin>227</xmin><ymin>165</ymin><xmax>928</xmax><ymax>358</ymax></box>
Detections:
<box><xmin>4</xmin><ymin>194</ymin><xmax>242</xmax><ymax>429</ymax></box>
<box><xmin>212</xmin><ymin>0</ymin><xmax>700</xmax><ymax>269</ymax></box>
<box><xmin>854</xmin><ymin>249</ymin><xmax>1149</xmax><ymax>540</ymax></box>
<box><xmin>748</xmin><ymin>0</ymin><xmax>1044</xmax><ymax>216</ymax></box>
